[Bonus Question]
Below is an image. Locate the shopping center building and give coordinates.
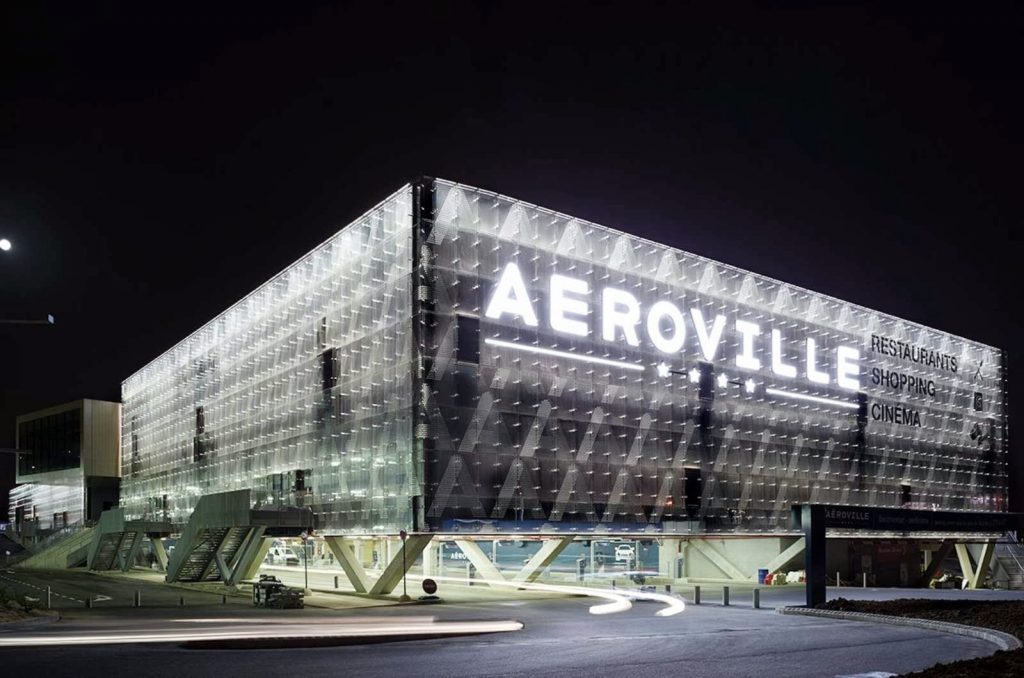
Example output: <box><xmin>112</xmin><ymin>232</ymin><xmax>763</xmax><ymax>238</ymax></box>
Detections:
<box><xmin>104</xmin><ymin>178</ymin><xmax>1010</xmax><ymax>591</ymax></box>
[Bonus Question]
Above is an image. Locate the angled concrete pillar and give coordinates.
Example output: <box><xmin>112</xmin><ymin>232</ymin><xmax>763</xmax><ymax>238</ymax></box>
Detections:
<box><xmin>512</xmin><ymin>537</ymin><xmax>573</xmax><ymax>584</ymax></box>
<box><xmin>957</xmin><ymin>540</ymin><xmax>997</xmax><ymax>589</ymax></box>
<box><xmin>239</xmin><ymin>535</ymin><xmax>272</xmax><ymax>582</ymax></box>
<box><xmin>763</xmin><ymin>538</ymin><xmax>805</xmax><ymax>574</ymax></box>
<box><xmin>152</xmin><ymin>537</ymin><xmax>169</xmax><ymax>572</ymax></box>
<box><xmin>226</xmin><ymin>527</ymin><xmax>267</xmax><ymax>586</ymax></box>
<box><xmin>369</xmin><ymin>534</ymin><xmax>433</xmax><ymax>596</ymax></box>
<box><xmin>659</xmin><ymin>538</ymin><xmax>683</xmax><ymax>579</ymax></box>
<box><xmin>422</xmin><ymin>539</ymin><xmax>440</xmax><ymax>577</ymax></box>
<box><xmin>455</xmin><ymin>539</ymin><xmax>506</xmax><ymax>584</ymax></box>
<box><xmin>325</xmin><ymin>536</ymin><xmax>374</xmax><ymax>593</ymax></box>
<box><xmin>120</xmin><ymin>531</ymin><xmax>146</xmax><ymax>572</ymax></box>
<box><xmin>690</xmin><ymin>538</ymin><xmax>750</xmax><ymax>581</ymax></box>
<box><xmin>920</xmin><ymin>539</ymin><xmax>954</xmax><ymax>585</ymax></box>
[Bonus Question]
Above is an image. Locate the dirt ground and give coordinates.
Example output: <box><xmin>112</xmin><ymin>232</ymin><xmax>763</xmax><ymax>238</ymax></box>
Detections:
<box><xmin>819</xmin><ymin>598</ymin><xmax>1024</xmax><ymax>677</ymax></box>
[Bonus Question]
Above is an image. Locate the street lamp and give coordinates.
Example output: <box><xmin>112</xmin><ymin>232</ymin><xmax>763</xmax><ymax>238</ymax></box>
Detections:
<box><xmin>399</xmin><ymin>529</ymin><xmax>410</xmax><ymax>602</ymax></box>
<box><xmin>300</xmin><ymin>530</ymin><xmax>313</xmax><ymax>595</ymax></box>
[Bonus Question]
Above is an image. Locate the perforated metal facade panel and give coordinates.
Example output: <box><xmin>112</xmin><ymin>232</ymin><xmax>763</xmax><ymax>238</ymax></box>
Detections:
<box><xmin>120</xmin><ymin>179</ymin><xmax>1008</xmax><ymax>536</ymax></box>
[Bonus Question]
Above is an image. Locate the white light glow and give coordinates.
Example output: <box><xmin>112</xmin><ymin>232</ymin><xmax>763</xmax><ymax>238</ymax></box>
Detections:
<box><xmin>771</xmin><ymin>329</ymin><xmax>797</xmax><ymax>378</ymax></box>
<box><xmin>734</xmin><ymin>319</ymin><xmax>761</xmax><ymax>370</ymax></box>
<box><xmin>549</xmin><ymin>274</ymin><xmax>590</xmax><ymax>337</ymax></box>
<box><xmin>765</xmin><ymin>387</ymin><xmax>859</xmax><ymax>409</ymax></box>
<box><xmin>656</xmin><ymin>362</ymin><xmax>671</xmax><ymax>378</ymax></box>
<box><xmin>745</xmin><ymin>378</ymin><xmax>756</xmax><ymax>394</ymax></box>
<box><xmin>836</xmin><ymin>345</ymin><xmax>860</xmax><ymax>391</ymax></box>
<box><xmin>601</xmin><ymin>287</ymin><xmax>641</xmax><ymax>346</ymax></box>
<box><xmin>806</xmin><ymin>338</ymin><xmax>829</xmax><ymax>384</ymax></box>
<box><xmin>484</xmin><ymin>338</ymin><xmax>644</xmax><ymax>371</ymax></box>
<box><xmin>485</xmin><ymin>262</ymin><xmax>538</xmax><ymax>326</ymax></box>
<box><xmin>716</xmin><ymin>372</ymin><xmax>728</xmax><ymax>388</ymax></box>
<box><xmin>690</xmin><ymin>309</ymin><xmax>726</xmax><ymax>362</ymax></box>
<box><xmin>688</xmin><ymin>367</ymin><xmax>700</xmax><ymax>383</ymax></box>
<box><xmin>0</xmin><ymin>238</ymin><xmax>10</xmax><ymax>252</ymax></box>
<box><xmin>646</xmin><ymin>300</ymin><xmax>686</xmax><ymax>354</ymax></box>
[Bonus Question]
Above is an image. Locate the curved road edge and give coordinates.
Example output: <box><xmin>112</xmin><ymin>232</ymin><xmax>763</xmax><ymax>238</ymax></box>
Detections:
<box><xmin>776</xmin><ymin>606</ymin><xmax>1021</xmax><ymax>652</ymax></box>
<box><xmin>0</xmin><ymin>612</ymin><xmax>62</xmax><ymax>633</ymax></box>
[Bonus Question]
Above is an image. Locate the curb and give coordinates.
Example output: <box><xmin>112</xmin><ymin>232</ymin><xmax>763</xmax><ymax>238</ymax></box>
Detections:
<box><xmin>0</xmin><ymin>612</ymin><xmax>61</xmax><ymax>633</ymax></box>
<box><xmin>776</xmin><ymin>606</ymin><xmax>1021</xmax><ymax>652</ymax></box>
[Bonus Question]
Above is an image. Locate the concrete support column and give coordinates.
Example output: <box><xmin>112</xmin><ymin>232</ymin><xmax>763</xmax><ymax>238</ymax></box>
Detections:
<box><xmin>658</xmin><ymin>538</ymin><xmax>683</xmax><ymax>579</ymax></box>
<box><xmin>239</xmin><ymin>536</ymin><xmax>272</xmax><ymax>582</ymax></box>
<box><xmin>325</xmin><ymin>536</ymin><xmax>374</xmax><ymax>593</ymax></box>
<box><xmin>368</xmin><ymin>534</ymin><xmax>434</xmax><ymax>596</ymax></box>
<box><xmin>454</xmin><ymin>539</ymin><xmax>505</xmax><ymax>585</ymax></box>
<box><xmin>226</xmin><ymin>526</ymin><xmax>267</xmax><ymax>586</ymax></box>
<box><xmin>151</xmin><ymin>537</ymin><xmax>169</xmax><ymax>572</ymax></box>
<box><xmin>956</xmin><ymin>540</ymin><xmax>997</xmax><ymax>589</ymax></box>
<box><xmin>512</xmin><ymin>537</ymin><xmax>573</xmax><ymax>584</ymax></box>
<box><xmin>422</xmin><ymin>539</ymin><xmax>440</xmax><ymax>577</ymax></box>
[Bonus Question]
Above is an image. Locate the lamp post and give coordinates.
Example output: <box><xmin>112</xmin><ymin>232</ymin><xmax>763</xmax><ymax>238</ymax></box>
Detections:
<box><xmin>399</xmin><ymin>529</ymin><xmax>410</xmax><ymax>602</ymax></box>
<box><xmin>300</xmin><ymin>530</ymin><xmax>313</xmax><ymax>594</ymax></box>
<box><xmin>1</xmin><ymin>239</ymin><xmax>56</xmax><ymax>326</ymax></box>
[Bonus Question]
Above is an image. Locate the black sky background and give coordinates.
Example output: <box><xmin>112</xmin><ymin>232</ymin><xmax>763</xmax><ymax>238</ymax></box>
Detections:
<box><xmin>1</xmin><ymin>2</ymin><xmax>1021</xmax><ymax>517</ymax></box>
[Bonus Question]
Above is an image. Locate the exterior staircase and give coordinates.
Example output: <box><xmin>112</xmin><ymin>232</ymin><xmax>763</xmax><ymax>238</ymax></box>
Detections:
<box><xmin>164</xmin><ymin>489</ymin><xmax>314</xmax><ymax>585</ymax></box>
<box><xmin>994</xmin><ymin>535</ymin><xmax>1024</xmax><ymax>590</ymax></box>
<box><xmin>17</xmin><ymin>524</ymin><xmax>95</xmax><ymax>569</ymax></box>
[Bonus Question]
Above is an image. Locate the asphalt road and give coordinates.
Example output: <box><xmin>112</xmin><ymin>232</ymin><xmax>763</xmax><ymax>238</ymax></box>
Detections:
<box><xmin>0</xmin><ymin>568</ymin><xmax>1016</xmax><ymax>678</ymax></box>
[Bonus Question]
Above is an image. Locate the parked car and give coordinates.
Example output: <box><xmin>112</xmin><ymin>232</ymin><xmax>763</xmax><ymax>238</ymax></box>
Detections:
<box><xmin>265</xmin><ymin>546</ymin><xmax>300</xmax><ymax>566</ymax></box>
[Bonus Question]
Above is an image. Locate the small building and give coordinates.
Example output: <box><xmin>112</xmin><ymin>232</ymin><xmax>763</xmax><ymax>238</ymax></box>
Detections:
<box><xmin>9</xmin><ymin>399</ymin><xmax>121</xmax><ymax>538</ymax></box>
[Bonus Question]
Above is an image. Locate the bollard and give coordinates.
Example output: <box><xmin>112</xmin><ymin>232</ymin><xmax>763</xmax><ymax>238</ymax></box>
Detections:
<box><xmin>723</xmin><ymin>586</ymin><xmax>730</xmax><ymax>606</ymax></box>
<box><xmin>222</xmin><ymin>594</ymin><xmax>227</xmax><ymax>604</ymax></box>
<box><xmin>179</xmin><ymin>596</ymin><xmax>185</xmax><ymax>607</ymax></box>
<box><xmin>46</xmin><ymin>586</ymin><xmax>51</xmax><ymax>610</ymax></box>
<box><xmin>133</xmin><ymin>590</ymin><xmax>141</xmax><ymax>607</ymax></box>
<box><xmin>334</xmin><ymin>575</ymin><xmax>339</xmax><ymax>589</ymax></box>
<box><xmin>85</xmin><ymin>596</ymin><xmax>92</xmax><ymax>609</ymax></box>
<box><xmin>863</xmin><ymin>572</ymin><xmax>868</xmax><ymax>588</ymax></box>
<box><xmin>753</xmin><ymin>588</ymin><xmax>760</xmax><ymax>609</ymax></box>
<box><xmin>836</xmin><ymin>571</ymin><xmax>841</xmax><ymax>587</ymax></box>
<box><xmin>665</xmin><ymin>584</ymin><xmax>671</xmax><ymax>594</ymax></box>
<box><xmin>693</xmin><ymin>585</ymin><xmax>701</xmax><ymax>605</ymax></box>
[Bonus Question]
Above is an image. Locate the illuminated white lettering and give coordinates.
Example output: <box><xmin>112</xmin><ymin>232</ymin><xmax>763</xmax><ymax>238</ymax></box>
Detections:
<box><xmin>690</xmin><ymin>309</ymin><xmax>726</xmax><ymax>362</ymax></box>
<box><xmin>602</xmin><ymin>288</ymin><xmax>641</xmax><ymax>346</ymax></box>
<box><xmin>485</xmin><ymin>263</ymin><xmax>538</xmax><ymax>326</ymax></box>
<box><xmin>836</xmin><ymin>345</ymin><xmax>860</xmax><ymax>391</ymax></box>
<box><xmin>646</xmin><ymin>300</ymin><xmax>686</xmax><ymax>354</ymax></box>
<box><xmin>549</xmin><ymin>274</ymin><xmax>589</xmax><ymax>337</ymax></box>
<box><xmin>735</xmin><ymin>319</ymin><xmax>761</xmax><ymax>370</ymax></box>
<box><xmin>771</xmin><ymin>329</ymin><xmax>797</xmax><ymax>379</ymax></box>
<box><xmin>806</xmin><ymin>338</ymin><xmax>829</xmax><ymax>385</ymax></box>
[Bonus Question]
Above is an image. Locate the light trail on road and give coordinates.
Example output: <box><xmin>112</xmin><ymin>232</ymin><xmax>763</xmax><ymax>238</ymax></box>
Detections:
<box><xmin>0</xmin><ymin>618</ymin><xmax>524</xmax><ymax>648</ymax></box>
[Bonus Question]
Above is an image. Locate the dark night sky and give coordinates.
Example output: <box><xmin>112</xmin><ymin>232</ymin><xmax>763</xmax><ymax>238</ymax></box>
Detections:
<box><xmin>1</xmin><ymin>3</ymin><xmax>1021</xmax><ymax>516</ymax></box>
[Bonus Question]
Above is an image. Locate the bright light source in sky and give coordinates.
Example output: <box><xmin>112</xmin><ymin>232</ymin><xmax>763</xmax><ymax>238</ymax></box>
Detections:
<box><xmin>0</xmin><ymin>238</ymin><xmax>11</xmax><ymax>251</ymax></box>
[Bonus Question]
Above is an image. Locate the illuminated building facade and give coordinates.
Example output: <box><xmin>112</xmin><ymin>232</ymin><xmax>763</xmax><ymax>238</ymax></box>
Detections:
<box><xmin>120</xmin><ymin>179</ymin><xmax>1009</xmax><ymax>544</ymax></box>
<box><xmin>9</xmin><ymin>399</ymin><xmax>121</xmax><ymax>534</ymax></box>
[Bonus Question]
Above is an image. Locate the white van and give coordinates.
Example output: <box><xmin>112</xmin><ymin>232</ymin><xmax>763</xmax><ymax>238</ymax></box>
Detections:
<box><xmin>265</xmin><ymin>546</ymin><xmax>300</xmax><ymax>566</ymax></box>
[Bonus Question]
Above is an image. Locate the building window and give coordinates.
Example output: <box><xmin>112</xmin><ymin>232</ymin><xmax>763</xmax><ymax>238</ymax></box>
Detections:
<box><xmin>456</xmin><ymin>315</ymin><xmax>480</xmax><ymax>364</ymax></box>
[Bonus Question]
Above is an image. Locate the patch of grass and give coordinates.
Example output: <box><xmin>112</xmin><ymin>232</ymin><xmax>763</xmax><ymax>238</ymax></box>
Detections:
<box><xmin>818</xmin><ymin>598</ymin><xmax>1024</xmax><ymax>677</ymax></box>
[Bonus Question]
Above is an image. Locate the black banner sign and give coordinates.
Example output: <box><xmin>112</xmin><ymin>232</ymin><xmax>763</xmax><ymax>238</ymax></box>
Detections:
<box><xmin>793</xmin><ymin>504</ymin><xmax>1009</xmax><ymax>533</ymax></box>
